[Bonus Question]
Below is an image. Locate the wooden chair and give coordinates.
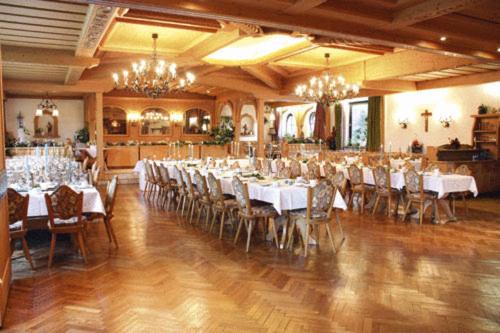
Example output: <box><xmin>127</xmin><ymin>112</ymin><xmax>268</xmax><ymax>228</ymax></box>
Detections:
<box><xmin>289</xmin><ymin>159</ymin><xmax>301</xmax><ymax>179</ymax></box>
<box><xmin>275</xmin><ymin>159</ymin><xmax>286</xmax><ymax>175</ymax></box>
<box><xmin>101</xmin><ymin>176</ymin><xmax>119</xmax><ymax>248</ymax></box>
<box><xmin>82</xmin><ymin>156</ymin><xmax>89</xmax><ymax>171</ymax></box>
<box><xmin>305</xmin><ymin>161</ymin><xmax>320</xmax><ymax>180</ymax></box>
<box><xmin>7</xmin><ymin>189</ymin><xmax>34</xmax><ymax>269</ymax></box>
<box><xmin>287</xmin><ymin>180</ymin><xmax>338</xmax><ymax>257</ymax></box>
<box><xmin>424</xmin><ymin>163</ymin><xmax>439</xmax><ymax>172</ymax></box>
<box><xmin>174</xmin><ymin>166</ymin><xmax>188</xmax><ymax>218</ymax></box>
<box><xmin>451</xmin><ymin>164</ymin><xmax>472</xmax><ymax>215</ymax></box>
<box><xmin>181</xmin><ymin>168</ymin><xmax>200</xmax><ymax>224</ymax></box>
<box><xmin>143</xmin><ymin>159</ymin><xmax>159</xmax><ymax>201</ymax></box>
<box><xmin>158</xmin><ymin>164</ymin><xmax>177</xmax><ymax>211</ymax></box>
<box><xmin>232</xmin><ymin>177</ymin><xmax>279</xmax><ymax>252</ymax></box>
<box><xmin>323</xmin><ymin>161</ymin><xmax>336</xmax><ymax>177</ymax></box>
<box><xmin>254</xmin><ymin>159</ymin><xmax>263</xmax><ymax>171</ymax></box>
<box><xmin>230</xmin><ymin>161</ymin><xmax>240</xmax><ymax>169</ymax></box>
<box><xmin>401</xmin><ymin>170</ymin><xmax>439</xmax><ymax>225</ymax></box>
<box><xmin>89</xmin><ymin>163</ymin><xmax>100</xmax><ymax>186</ymax></box>
<box><xmin>44</xmin><ymin>185</ymin><xmax>87</xmax><ymax>267</ymax></box>
<box><xmin>207</xmin><ymin>172</ymin><xmax>238</xmax><ymax>239</ymax></box>
<box><xmin>262</xmin><ymin>159</ymin><xmax>272</xmax><ymax>176</ymax></box>
<box><xmin>277</xmin><ymin>166</ymin><xmax>292</xmax><ymax>179</ymax></box>
<box><xmin>372</xmin><ymin>165</ymin><xmax>400</xmax><ymax>216</ymax></box>
<box><xmin>347</xmin><ymin>164</ymin><xmax>368</xmax><ymax>213</ymax></box>
<box><xmin>331</xmin><ymin>172</ymin><xmax>348</xmax><ymax>199</ymax></box>
<box><xmin>193</xmin><ymin>170</ymin><xmax>212</xmax><ymax>229</ymax></box>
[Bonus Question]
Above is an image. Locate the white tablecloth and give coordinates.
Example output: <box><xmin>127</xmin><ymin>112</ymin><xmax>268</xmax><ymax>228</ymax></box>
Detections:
<box><xmin>390</xmin><ymin>158</ymin><xmax>422</xmax><ymax>171</ymax></box>
<box><xmin>18</xmin><ymin>187</ymin><xmax>105</xmax><ymax>217</ymax></box>
<box><xmin>337</xmin><ymin>165</ymin><xmax>478</xmax><ymax>199</ymax></box>
<box><xmin>135</xmin><ymin>160</ymin><xmax>347</xmax><ymax>215</ymax></box>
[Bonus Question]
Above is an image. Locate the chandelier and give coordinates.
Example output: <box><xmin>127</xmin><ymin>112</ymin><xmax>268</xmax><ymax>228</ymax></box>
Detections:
<box><xmin>35</xmin><ymin>94</ymin><xmax>59</xmax><ymax>117</ymax></box>
<box><xmin>112</xmin><ymin>33</ymin><xmax>195</xmax><ymax>99</ymax></box>
<box><xmin>295</xmin><ymin>53</ymin><xmax>359</xmax><ymax>106</ymax></box>
<box><xmin>141</xmin><ymin>110</ymin><xmax>168</xmax><ymax>122</ymax></box>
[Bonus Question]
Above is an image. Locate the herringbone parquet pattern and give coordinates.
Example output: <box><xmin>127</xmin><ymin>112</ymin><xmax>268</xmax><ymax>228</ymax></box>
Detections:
<box><xmin>4</xmin><ymin>185</ymin><xmax>500</xmax><ymax>332</ymax></box>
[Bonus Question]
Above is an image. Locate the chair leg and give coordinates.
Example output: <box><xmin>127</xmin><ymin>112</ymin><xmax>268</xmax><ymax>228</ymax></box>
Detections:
<box><xmin>104</xmin><ymin>218</ymin><xmax>119</xmax><ymax>249</ymax></box>
<box><xmin>304</xmin><ymin>222</ymin><xmax>310</xmax><ymax>257</ymax></box>
<box><xmin>219</xmin><ymin>210</ymin><xmax>226</xmax><ymax>240</ymax></box>
<box><xmin>387</xmin><ymin>196</ymin><xmax>392</xmax><ymax>217</ymax></box>
<box><xmin>401</xmin><ymin>200</ymin><xmax>412</xmax><ymax>222</ymax></box>
<box><xmin>371</xmin><ymin>194</ymin><xmax>380</xmax><ymax>216</ymax></box>
<box><xmin>210</xmin><ymin>208</ymin><xmax>218</xmax><ymax>233</ymax></box>
<box><xmin>360</xmin><ymin>192</ymin><xmax>365</xmax><ymax>214</ymax></box>
<box><xmin>270</xmin><ymin>218</ymin><xmax>279</xmax><ymax>249</ymax></box>
<box><xmin>77</xmin><ymin>231</ymin><xmax>88</xmax><ymax>263</ymax></box>
<box><xmin>287</xmin><ymin>220</ymin><xmax>296</xmax><ymax>250</ymax></box>
<box><xmin>462</xmin><ymin>193</ymin><xmax>468</xmax><ymax>216</ymax></box>
<box><xmin>325</xmin><ymin>223</ymin><xmax>337</xmax><ymax>254</ymax></box>
<box><xmin>48</xmin><ymin>234</ymin><xmax>57</xmax><ymax>268</ymax></box>
<box><xmin>246</xmin><ymin>220</ymin><xmax>254</xmax><ymax>252</ymax></box>
<box><xmin>21</xmin><ymin>238</ymin><xmax>35</xmax><ymax>270</ymax></box>
<box><xmin>234</xmin><ymin>218</ymin><xmax>244</xmax><ymax>244</ymax></box>
<box><xmin>419</xmin><ymin>202</ymin><xmax>424</xmax><ymax>225</ymax></box>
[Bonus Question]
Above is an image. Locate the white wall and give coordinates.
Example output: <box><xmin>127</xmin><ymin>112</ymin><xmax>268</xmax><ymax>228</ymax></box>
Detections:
<box><xmin>5</xmin><ymin>98</ymin><xmax>85</xmax><ymax>142</ymax></box>
<box><xmin>384</xmin><ymin>82</ymin><xmax>500</xmax><ymax>152</ymax></box>
<box><xmin>239</xmin><ymin>104</ymin><xmax>257</xmax><ymax>142</ymax></box>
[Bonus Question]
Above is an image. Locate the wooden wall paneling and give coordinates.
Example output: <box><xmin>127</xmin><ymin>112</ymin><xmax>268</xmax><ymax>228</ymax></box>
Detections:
<box><xmin>84</xmin><ymin>94</ymin><xmax>97</xmax><ymax>143</ymax></box>
<box><xmin>0</xmin><ymin>43</ymin><xmax>12</xmax><ymax>327</ymax></box>
<box><xmin>95</xmin><ymin>92</ymin><xmax>105</xmax><ymax>168</ymax></box>
<box><xmin>256</xmin><ymin>99</ymin><xmax>265</xmax><ymax>157</ymax></box>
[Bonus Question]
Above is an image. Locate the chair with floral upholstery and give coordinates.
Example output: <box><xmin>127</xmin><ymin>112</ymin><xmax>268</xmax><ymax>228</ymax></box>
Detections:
<box><xmin>401</xmin><ymin>170</ymin><xmax>439</xmax><ymax>225</ymax></box>
<box><xmin>208</xmin><ymin>159</ymin><xmax>216</xmax><ymax>168</ymax></box>
<box><xmin>278</xmin><ymin>166</ymin><xmax>292</xmax><ymax>179</ymax></box>
<box><xmin>331</xmin><ymin>171</ymin><xmax>348</xmax><ymax>199</ymax></box>
<box><xmin>220</xmin><ymin>159</ymin><xmax>228</xmax><ymax>168</ymax></box>
<box><xmin>305</xmin><ymin>161</ymin><xmax>320</xmax><ymax>180</ymax></box>
<box><xmin>8</xmin><ymin>189</ymin><xmax>34</xmax><ymax>269</ymax></box>
<box><xmin>232</xmin><ymin>177</ymin><xmax>279</xmax><ymax>252</ymax></box>
<box><xmin>262</xmin><ymin>159</ymin><xmax>272</xmax><ymax>176</ymax></box>
<box><xmin>372</xmin><ymin>165</ymin><xmax>400</xmax><ymax>216</ymax></box>
<box><xmin>207</xmin><ymin>172</ymin><xmax>238</xmax><ymax>239</ymax></box>
<box><xmin>144</xmin><ymin>159</ymin><xmax>159</xmax><ymax>201</ymax></box>
<box><xmin>98</xmin><ymin>176</ymin><xmax>119</xmax><ymax>248</ymax></box>
<box><xmin>275</xmin><ymin>159</ymin><xmax>285</xmax><ymax>175</ymax></box>
<box><xmin>44</xmin><ymin>185</ymin><xmax>86</xmax><ymax>267</ymax></box>
<box><xmin>193</xmin><ymin>170</ymin><xmax>212</xmax><ymax>228</ymax></box>
<box><xmin>347</xmin><ymin>164</ymin><xmax>369</xmax><ymax>213</ymax></box>
<box><xmin>424</xmin><ymin>163</ymin><xmax>439</xmax><ymax>172</ymax></box>
<box><xmin>231</xmin><ymin>161</ymin><xmax>240</xmax><ymax>169</ymax></box>
<box><xmin>181</xmin><ymin>168</ymin><xmax>200</xmax><ymax>224</ymax></box>
<box><xmin>287</xmin><ymin>180</ymin><xmax>337</xmax><ymax>257</ymax></box>
<box><xmin>254</xmin><ymin>159</ymin><xmax>263</xmax><ymax>172</ymax></box>
<box><xmin>323</xmin><ymin>161</ymin><xmax>335</xmax><ymax>177</ymax></box>
<box><xmin>451</xmin><ymin>164</ymin><xmax>472</xmax><ymax>215</ymax></box>
<box><xmin>289</xmin><ymin>159</ymin><xmax>301</xmax><ymax>179</ymax></box>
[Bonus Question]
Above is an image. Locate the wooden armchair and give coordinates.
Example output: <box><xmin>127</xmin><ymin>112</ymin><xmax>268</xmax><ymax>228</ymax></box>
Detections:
<box><xmin>401</xmin><ymin>170</ymin><xmax>439</xmax><ymax>225</ymax></box>
<box><xmin>207</xmin><ymin>172</ymin><xmax>238</xmax><ymax>239</ymax></box>
<box><xmin>8</xmin><ymin>189</ymin><xmax>34</xmax><ymax>269</ymax></box>
<box><xmin>44</xmin><ymin>185</ymin><xmax>87</xmax><ymax>267</ymax></box>
<box><xmin>372</xmin><ymin>165</ymin><xmax>400</xmax><ymax>216</ymax></box>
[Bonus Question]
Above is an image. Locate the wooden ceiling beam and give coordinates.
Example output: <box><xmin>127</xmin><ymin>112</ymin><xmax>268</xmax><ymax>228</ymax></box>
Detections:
<box><xmin>416</xmin><ymin>70</ymin><xmax>500</xmax><ymax>90</ymax></box>
<box><xmin>70</xmin><ymin>0</ymin><xmax>499</xmax><ymax>60</ymax></box>
<box><xmin>240</xmin><ymin>64</ymin><xmax>283</xmax><ymax>89</ymax></box>
<box><xmin>391</xmin><ymin>0</ymin><xmax>487</xmax><ymax>28</ymax></box>
<box><xmin>362</xmin><ymin>79</ymin><xmax>416</xmax><ymax>91</ymax></box>
<box><xmin>1</xmin><ymin>45</ymin><xmax>99</xmax><ymax>68</ymax></box>
<box><xmin>284</xmin><ymin>0</ymin><xmax>327</xmax><ymax>14</ymax></box>
<box><xmin>121</xmin><ymin>9</ymin><xmax>220</xmax><ymax>32</ymax></box>
<box><xmin>4</xmin><ymin>79</ymin><xmax>113</xmax><ymax>94</ymax></box>
<box><xmin>196</xmin><ymin>73</ymin><xmax>281</xmax><ymax>99</ymax></box>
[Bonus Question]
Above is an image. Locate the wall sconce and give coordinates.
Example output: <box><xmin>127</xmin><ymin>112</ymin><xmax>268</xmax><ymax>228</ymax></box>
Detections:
<box><xmin>398</xmin><ymin>116</ymin><xmax>409</xmax><ymax>129</ymax></box>
<box><xmin>170</xmin><ymin>112</ymin><xmax>183</xmax><ymax>126</ymax></box>
<box><xmin>440</xmin><ymin>114</ymin><xmax>452</xmax><ymax>128</ymax></box>
<box><xmin>127</xmin><ymin>112</ymin><xmax>141</xmax><ymax>126</ymax></box>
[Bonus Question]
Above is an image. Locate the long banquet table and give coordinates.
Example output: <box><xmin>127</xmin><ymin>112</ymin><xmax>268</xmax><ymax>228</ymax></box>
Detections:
<box><xmin>135</xmin><ymin>159</ymin><xmax>347</xmax><ymax>214</ymax></box>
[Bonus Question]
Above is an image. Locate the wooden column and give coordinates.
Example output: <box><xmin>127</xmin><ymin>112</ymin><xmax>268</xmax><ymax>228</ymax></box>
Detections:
<box><xmin>83</xmin><ymin>94</ymin><xmax>96</xmax><ymax>143</ymax></box>
<box><xmin>256</xmin><ymin>98</ymin><xmax>265</xmax><ymax>157</ymax></box>
<box><xmin>233</xmin><ymin>99</ymin><xmax>242</xmax><ymax>143</ymax></box>
<box><xmin>0</xmin><ymin>43</ymin><xmax>12</xmax><ymax>327</ymax></box>
<box><xmin>95</xmin><ymin>92</ymin><xmax>105</xmax><ymax>168</ymax></box>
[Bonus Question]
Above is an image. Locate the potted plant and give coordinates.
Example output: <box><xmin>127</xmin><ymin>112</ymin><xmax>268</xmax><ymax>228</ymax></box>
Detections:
<box><xmin>478</xmin><ymin>104</ymin><xmax>488</xmax><ymax>115</ymax></box>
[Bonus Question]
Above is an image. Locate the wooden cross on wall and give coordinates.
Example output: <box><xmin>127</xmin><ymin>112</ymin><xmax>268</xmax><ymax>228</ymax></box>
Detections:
<box><xmin>421</xmin><ymin>109</ymin><xmax>432</xmax><ymax>132</ymax></box>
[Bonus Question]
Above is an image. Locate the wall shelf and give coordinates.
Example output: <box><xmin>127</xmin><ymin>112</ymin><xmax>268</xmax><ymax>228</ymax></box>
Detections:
<box><xmin>471</xmin><ymin>114</ymin><xmax>499</xmax><ymax>160</ymax></box>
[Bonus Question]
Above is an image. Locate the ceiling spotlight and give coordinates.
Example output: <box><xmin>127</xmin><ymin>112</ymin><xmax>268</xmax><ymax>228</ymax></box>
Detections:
<box><xmin>440</xmin><ymin>36</ymin><xmax>447</xmax><ymax>41</ymax></box>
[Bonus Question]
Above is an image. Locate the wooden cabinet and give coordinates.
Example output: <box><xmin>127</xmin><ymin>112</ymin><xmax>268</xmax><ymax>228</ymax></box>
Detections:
<box><xmin>200</xmin><ymin>145</ymin><xmax>228</xmax><ymax>158</ymax></box>
<box><xmin>104</xmin><ymin>146</ymin><xmax>139</xmax><ymax>168</ymax></box>
<box><xmin>434</xmin><ymin>160</ymin><xmax>500</xmax><ymax>193</ymax></box>
<box><xmin>471</xmin><ymin>114</ymin><xmax>500</xmax><ymax>160</ymax></box>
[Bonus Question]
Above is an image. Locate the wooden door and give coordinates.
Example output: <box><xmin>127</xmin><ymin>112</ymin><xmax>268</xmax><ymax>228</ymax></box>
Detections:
<box><xmin>0</xmin><ymin>43</ymin><xmax>12</xmax><ymax>326</ymax></box>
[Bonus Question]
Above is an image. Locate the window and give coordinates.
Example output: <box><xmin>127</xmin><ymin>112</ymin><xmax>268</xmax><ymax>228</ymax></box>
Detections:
<box><xmin>284</xmin><ymin>113</ymin><xmax>296</xmax><ymax>137</ymax></box>
<box><xmin>348</xmin><ymin>101</ymin><xmax>368</xmax><ymax>147</ymax></box>
<box><xmin>183</xmin><ymin>108</ymin><xmax>211</xmax><ymax>134</ymax></box>
<box><xmin>140</xmin><ymin>108</ymin><xmax>170</xmax><ymax>135</ymax></box>
<box><xmin>307</xmin><ymin>111</ymin><xmax>315</xmax><ymax>137</ymax></box>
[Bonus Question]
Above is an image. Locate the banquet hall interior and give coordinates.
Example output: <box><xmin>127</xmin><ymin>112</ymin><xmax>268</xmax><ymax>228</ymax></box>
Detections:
<box><xmin>0</xmin><ymin>0</ymin><xmax>499</xmax><ymax>331</ymax></box>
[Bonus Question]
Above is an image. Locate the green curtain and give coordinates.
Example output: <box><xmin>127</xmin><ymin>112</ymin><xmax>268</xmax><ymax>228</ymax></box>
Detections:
<box><xmin>334</xmin><ymin>103</ymin><xmax>342</xmax><ymax>149</ymax></box>
<box><xmin>367</xmin><ymin>96</ymin><xmax>382</xmax><ymax>151</ymax></box>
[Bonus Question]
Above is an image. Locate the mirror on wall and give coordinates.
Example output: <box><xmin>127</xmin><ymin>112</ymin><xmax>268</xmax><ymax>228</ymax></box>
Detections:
<box><xmin>104</xmin><ymin>107</ymin><xmax>127</xmax><ymax>135</ymax></box>
<box><xmin>34</xmin><ymin>111</ymin><xmax>59</xmax><ymax>138</ymax></box>
<box><xmin>184</xmin><ymin>108</ymin><xmax>211</xmax><ymax>134</ymax></box>
<box><xmin>140</xmin><ymin>108</ymin><xmax>170</xmax><ymax>135</ymax></box>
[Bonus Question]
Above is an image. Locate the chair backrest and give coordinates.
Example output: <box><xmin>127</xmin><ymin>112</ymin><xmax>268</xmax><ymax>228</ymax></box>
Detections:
<box><xmin>144</xmin><ymin>160</ymin><xmax>154</xmax><ymax>182</ymax></box>
<box><xmin>194</xmin><ymin>170</ymin><xmax>209</xmax><ymax>200</ymax></box>
<box><xmin>331</xmin><ymin>172</ymin><xmax>347</xmax><ymax>195</ymax></box>
<box><xmin>104</xmin><ymin>176</ymin><xmax>118</xmax><ymax>216</ymax></box>
<box><xmin>306</xmin><ymin>161</ymin><xmax>320</xmax><ymax>180</ymax></box>
<box><xmin>373</xmin><ymin>165</ymin><xmax>390</xmax><ymax>191</ymax></box>
<box><xmin>173</xmin><ymin>165</ymin><xmax>184</xmax><ymax>190</ymax></box>
<box><xmin>232</xmin><ymin>176</ymin><xmax>252</xmax><ymax>216</ymax></box>
<box><xmin>348</xmin><ymin>164</ymin><xmax>363</xmax><ymax>186</ymax></box>
<box><xmin>91</xmin><ymin>161</ymin><xmax>98</xmax><ymax>174</ymax></box>
<box><xmin>404</xmin><ymin>169</ymin><xmax>423</xmax><ymax>196</ymax></box>
<box><xmin>254</xmin><ymin>159</ymin><xmax>262</xmax><ymax>171</ymax></box>
<box><xmin>152</xmin><ymin>162</ymin><xmax>161</xmax><ymax>183</ymax></box>
<box><xmin>158</xmin><ymin>164</ymin><xmax>171</xmax><ymax>186</ymax></box>
<box><xmin>181</xmin><ymin>168</ymin><xmax>196</xmax><ymax>196</ymax></box>
<box><xmin>275</xmin><ymin>159</ymin><xmax>285</xmax><ymax>173</ymax></box>
<box><xmin>231</xmin><ymin>161</ymin><xmax>240</xmax><ymax>169</ymax></box>
<box><xmin>278</xmin><ymin>166</ymin><xmax>291</xmax><ymax>179</ymax></box>
<box><xmin>207</xmin><ymin>172</ymin><xmax>224</xmax><ymax>204</ymax></box>
<box><xmin>7</xmin><ymin>188</ymin><xmax>29</xmax><ymax>228</ymax></box>
<box><xmin>455</xmin><ymin>164</ymin><xmax>471</xmax><ymax>176</ymax></box>
<box><xmin>306</xmin><ymin>180</ymin><xmax>334</xmax><ymax>219</ymax></box>
<box><xmin>44</xmin><ymin>185</ymin><xmax>83</xmax><ymax>228</ymax></box>
<box><xmin>262</xmin><ymin>159</ymin><xmax>271</xmax><ymax>175</ymax></box>
<box><xmin>323</xmin><ymin>161</ymin><xmax>335</xmax><ymax>176</ymax></box>
<box><xmin>425</xmin><ymin>163</ymin><xmax>439</xmax><ymax>172</ymax></box>
<box><xmin>289</xmin><ymin>159</ymin><xmax>301</xmax><ymax>179</ymax></box>
<box><xmin>91</xmin><ymin>166</ymin><xmax>100</xmax><ymax>185</ymax></box>
<box><xmin>82</xmin><ymin>157</ymin><xmax>89</xmax><ymax>171</ymax></box>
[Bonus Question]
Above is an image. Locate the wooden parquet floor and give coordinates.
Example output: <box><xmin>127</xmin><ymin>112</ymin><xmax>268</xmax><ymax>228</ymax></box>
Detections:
<box><xmin>4</xmin><ymin>185</ymin><xmax>500</xmax><ymax>332</ymax></box>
